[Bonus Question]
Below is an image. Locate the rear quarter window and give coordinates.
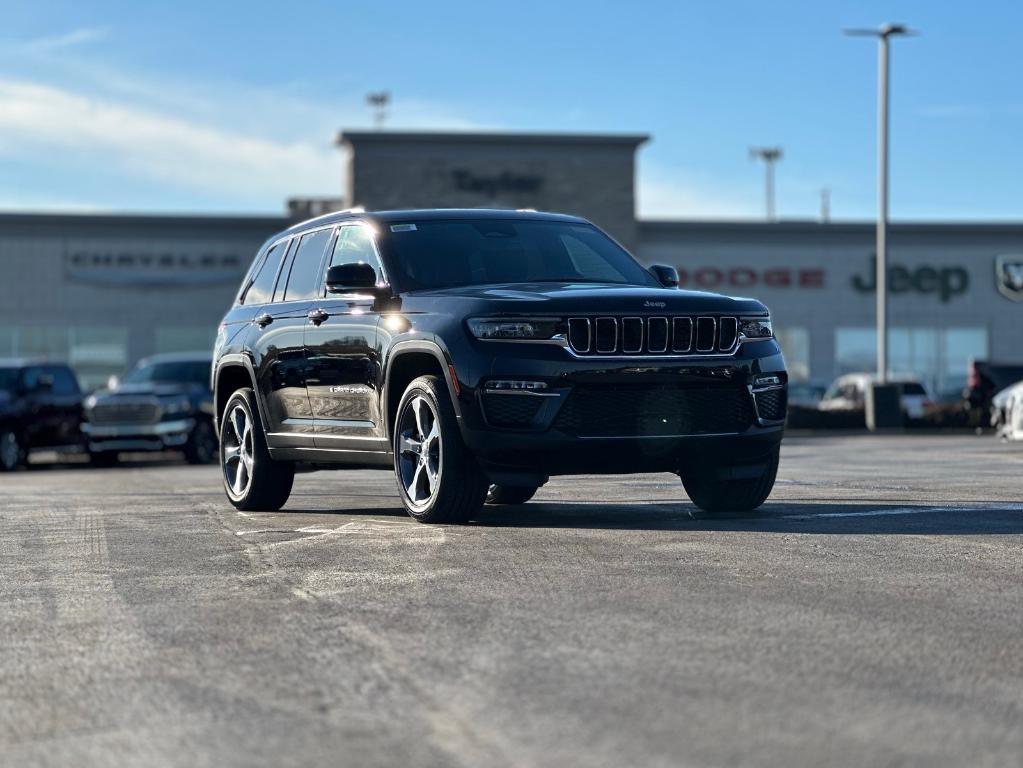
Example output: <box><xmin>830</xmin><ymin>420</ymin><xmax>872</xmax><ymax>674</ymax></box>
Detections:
<box><xmin>242</xmin><ymin>240</ymin><xmax>287</xmax><ymax>306</ymax></box>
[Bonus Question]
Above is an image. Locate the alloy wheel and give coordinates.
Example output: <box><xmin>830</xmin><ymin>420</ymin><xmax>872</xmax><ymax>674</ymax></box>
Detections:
<box><xmin>397</xmin><ymin>395</ymin><xmax>442</xmax><ymax>510</ymax></box>
<box><xmin>222</xmin><ymin>405</ymin><xmax>254</xmax><ymax>498</ymax></box>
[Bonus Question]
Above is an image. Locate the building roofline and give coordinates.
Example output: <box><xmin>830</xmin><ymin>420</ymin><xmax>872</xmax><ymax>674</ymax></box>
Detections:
<box><xmin>336</xmin><ymin>130</ymin><xmax>650</xmax><ymax>148</ymax></box>
<box><xmin>0</xmin><ymin>211</ymin><xmax>289</xmax><ymax>230</ymax></box>
<box><xmin>638</xmin><ymin>218</ymin><xmax>1023</xmax><ymax>236</ymax></box>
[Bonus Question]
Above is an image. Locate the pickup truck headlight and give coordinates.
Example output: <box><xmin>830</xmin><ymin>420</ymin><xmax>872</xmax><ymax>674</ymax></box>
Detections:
<box><xmin>161</xmin><ymin>395</ymin><xmax>192</xmax><ymax>416</ymax></box>
<box><xmin>467</xmin><ymin>318</ymin><xmax>564</xmax><ymax>341</ymax></box>
<box><xmin>739</xmin><ymin>317</ymin><xmax>773</xmax><ymax>340</ymax></box>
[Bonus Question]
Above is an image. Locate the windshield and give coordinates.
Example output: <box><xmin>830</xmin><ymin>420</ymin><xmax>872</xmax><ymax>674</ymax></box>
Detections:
<box><xmin>124</xmin><ymin>360</ymin><xmax>210</xmax><ymax>386</ymax></box>
<box><xmin>381</xmin><ymin>219</ymin><xmax>659</xmax><ymax>291</ymax></box>
<box><xmin>0</xmin><ymin>368</ymin><xmax>20</xmax><ymax>392</ymax></box>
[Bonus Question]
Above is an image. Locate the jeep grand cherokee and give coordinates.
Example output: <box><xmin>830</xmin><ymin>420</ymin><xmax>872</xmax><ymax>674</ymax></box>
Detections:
<box><xmin>213</xmin><ymin>209</ymin><xmax>786</xmax><ymax>522</ymax></box>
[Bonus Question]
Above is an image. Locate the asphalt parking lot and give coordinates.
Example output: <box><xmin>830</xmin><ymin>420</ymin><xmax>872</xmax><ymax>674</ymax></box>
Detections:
<box><xmin>1</xmin><ymin>434</ymin><xmax>1021</xmax><ymax>768</ymax></box>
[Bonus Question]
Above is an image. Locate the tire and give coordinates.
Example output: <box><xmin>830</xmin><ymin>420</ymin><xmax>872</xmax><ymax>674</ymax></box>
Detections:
<box><xmin>0</xmin><ymin>429</ymin><xmax>25</xmax><ymax>471</ymax></box>
<box><xmin>89</xmin><ymin>450</ymin><xmax>119</xmax><ymax>467</ymax></box>
<box><xmin>681</xmin><ymin>447</ymin><xmax>780</xmax><ymax>514</ymax></box>
<box><xmin>486</xmin><ymin>484</ymin><xmax>539</xmax><ymax>505</ymax></box>
<box><xmin>183</xmin><ymin>418</ymin><xmax>217</xmax><ymax>465</ymax></box>
<box><xmin>393</xmin><ymin>375</ymin><xmax>488</xmax><ymax>523</ymax></box>
<box><xmin>220</xmin><ymin>388</ymin><xmax>294</xmax><ymax>511</ymax></box>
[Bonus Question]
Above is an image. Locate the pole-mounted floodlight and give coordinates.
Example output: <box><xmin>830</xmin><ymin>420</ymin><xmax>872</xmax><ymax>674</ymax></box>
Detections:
<box><xmin>366</xmin><ymin>91</ymin><xmax>391</xmax><ymax>130</ymax></box>
<box><xmin>749</xmin><ymin>146</ymin><xmax>783</xmax><ymax>221</ymax></box>
<box><xmin>844</xmin><ymin>23</ymin><xmax>915</xmax><ymax>385</ymax></box>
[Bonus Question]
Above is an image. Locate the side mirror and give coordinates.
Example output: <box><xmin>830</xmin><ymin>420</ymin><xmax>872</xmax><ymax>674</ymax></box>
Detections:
<box><xmin>649</xmin><ymin>264</ymin><xmax>679</xmax><ymax>288</ymax></box>
<box><xmin>325</xmin><ymin>262</ymin><xmax>386</xmax><ymax>295</ymax></box>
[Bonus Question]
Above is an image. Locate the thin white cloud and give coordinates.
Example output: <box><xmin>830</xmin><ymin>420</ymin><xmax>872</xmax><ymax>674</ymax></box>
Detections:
<box><xmin>20</xmin><ymin>27</ymin><xmax>109</xmax><ymax>53</ymax></box>
<box><xmin>0</xmin><ymin>78</ymin><xmax>338</xmax><ymax>201</ymax></box>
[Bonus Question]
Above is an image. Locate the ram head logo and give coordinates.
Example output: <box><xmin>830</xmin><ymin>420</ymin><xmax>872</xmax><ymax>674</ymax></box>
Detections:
<box><xmin>996</xmin><ymin>255</ymin><xmax>1023</xmax><ymax>301</ymax></box>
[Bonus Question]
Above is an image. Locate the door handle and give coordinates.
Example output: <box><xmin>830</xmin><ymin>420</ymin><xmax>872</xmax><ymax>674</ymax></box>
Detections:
<box><xmin>308</xmin><ymin>308</ymin><xmax>329</xmax><ymax>325</ymax></box>
<box><xmin>255</xmin><ymin>312</ymin><xmax>273</xmax><ymax>328</ymax></box>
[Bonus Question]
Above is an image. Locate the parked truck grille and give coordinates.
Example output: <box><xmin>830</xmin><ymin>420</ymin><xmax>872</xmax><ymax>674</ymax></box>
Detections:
<box><xmin>567</xmin><ymin>316</ymin><xmax>739</xmax><ymax>356</ymax></box>
<box><xmin>552</xmin><ymin>384</ymin><xmax>755</xmax><ymax>437</ymax></box>
<box><xmin>89</xmin><ymin>401</ymin><xmax>161</xmax><ymax>425</ymax></box>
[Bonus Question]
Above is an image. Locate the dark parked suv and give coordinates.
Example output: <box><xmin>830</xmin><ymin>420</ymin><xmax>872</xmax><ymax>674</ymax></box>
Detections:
<box><xmin>0</xmin><ymin>360</ymin><xmax>85</xmax><ymax>470</ymax></box>
<box><xmin>213</xmin><ymin>209</ymin><xmax>786</xmax><ymax>522</ymax></box>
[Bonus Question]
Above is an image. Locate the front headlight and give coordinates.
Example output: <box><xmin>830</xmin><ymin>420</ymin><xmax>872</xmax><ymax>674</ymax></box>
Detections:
<box><xmin>467</xmin><ymin>317</ymin><xmax>564</xmax><ymax>341</ymax></box>
<box><xmin>161</xmin><ymin>395</ymin><xmax>192</xmax><ymax>416</ymax></box>
<box><xmin>739</xmin><ymin>317</ymin><xmax>773</xmax><ymax>340</ymax></box>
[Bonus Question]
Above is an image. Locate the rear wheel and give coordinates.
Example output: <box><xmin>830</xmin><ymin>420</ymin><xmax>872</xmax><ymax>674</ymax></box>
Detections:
<box><xmin>393</xmin><ymin>375</ymin><xmax>488</xmax><ymax>523</ymax></box>
<box><xmin>0</xmin><ymin>429</ymin><xmax>24</xmax><ymax>471</ymax></box>
<box><xmin>681</xmin><ymin>447</ymin><xmax>780</xmax><ymax>514</ymax></box>
<box><xmin>220</xmin><ymin>388</ymin><xmax>294</xmax><ymax>511</ymax></box>
<box><xmin>486</xmin><ymin>484</ymin><xmax>539</xmax><ymax>505</ymax></box>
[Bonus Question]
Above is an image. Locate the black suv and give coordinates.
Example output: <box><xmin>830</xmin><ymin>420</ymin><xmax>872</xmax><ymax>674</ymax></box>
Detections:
<box><xmin>83</xmin><ymin>353</ymin><xmax>218</xmax><ymax>465</ymax></box>
<box><xmin>0</xmin><ymin>360</ymin><xmax>85</xmax><ymax>470</ymax></box>
<box><xmin>213</xmin><ymin>209</ymin><xmax>786</xmax><ymax>522</ymax></box>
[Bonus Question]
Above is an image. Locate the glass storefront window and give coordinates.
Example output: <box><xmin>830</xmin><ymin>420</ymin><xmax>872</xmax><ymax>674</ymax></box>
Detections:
<box><xmin>0</xmin><ymin>326</ymin><xmax>128</xmax><ymax>390</ymax></box>
<box><xmin>774</xmin><ymin>327</ymin><xmax>810</xmax><ymax>382</ymax></box>
<box><xmin>155</xmin><ymin>327</ymin><xmax>216</xmax><ymax>355</ymax></box>
<box><xmin>835</xmin><ymin>327</ymin><xmax>988</xmax><ymax>396</ymax></box>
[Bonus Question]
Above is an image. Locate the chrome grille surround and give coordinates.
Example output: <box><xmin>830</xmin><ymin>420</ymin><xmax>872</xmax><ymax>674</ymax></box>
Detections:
<box><xmin>567</xmin><ymin>315</ymin><xmax>739</xmax><ymax>357</ymax></box>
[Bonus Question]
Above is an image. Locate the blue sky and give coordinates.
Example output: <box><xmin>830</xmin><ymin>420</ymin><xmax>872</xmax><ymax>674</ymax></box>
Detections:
<box><xmin>0</xmin><ymin>1</ymin><xmax>1020</xmax><ymax>220</ymax></box>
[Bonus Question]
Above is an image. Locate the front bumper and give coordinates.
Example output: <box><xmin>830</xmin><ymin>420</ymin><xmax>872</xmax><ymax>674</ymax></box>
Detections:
<box><xmin>452</xmin><ymin>338</ymin><xmax>786</xmax><ymax>481</ymax></box>
<box><xmin>81</xmin><ymin>418</ymin><xmax>195</xmax><ymax>453</ymax></box>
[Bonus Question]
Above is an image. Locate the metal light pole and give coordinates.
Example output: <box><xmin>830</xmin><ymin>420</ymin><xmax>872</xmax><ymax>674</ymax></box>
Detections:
<box><xmin>845</xmin><ymin>23</ymin><xmax>914</xmax><ymax>384</ymax></box>
<box><xmin>750</xmin><ymin>146</ymin><xmax>783</xmax><ymax>221</ymax></box>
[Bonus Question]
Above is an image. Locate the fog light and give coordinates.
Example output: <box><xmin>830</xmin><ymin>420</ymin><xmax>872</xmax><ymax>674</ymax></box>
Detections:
<box><xmin>754</xmin><ymin>375</ymin><xmax>782</xmax><ymax>388</ymax></box>
<box><xmin>485</xmin><ymin>380</ymin><xmax>548</xmax><ymax>391</ymax></box>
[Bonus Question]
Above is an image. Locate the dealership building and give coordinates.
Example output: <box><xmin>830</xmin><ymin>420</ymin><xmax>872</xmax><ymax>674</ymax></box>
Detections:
<box><xmin>1</xmin><ymin>129</ymin><xmax>1021</xmax><ymax>392</ymax></box>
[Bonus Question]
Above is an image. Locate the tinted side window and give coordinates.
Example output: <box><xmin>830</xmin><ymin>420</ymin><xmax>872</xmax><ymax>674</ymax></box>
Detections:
<box><xmin>243</xmin><ymin>241</ymin><xmax>286</xmax><ymax>305</ymax></box>
<box><xmin>329</xmin><ymin>225</ymin><xmax>382</xmax><ymax>273</ymax></box>
<box><xmin>283</xmin><ymin>229</ymin><xmax>332</xmax><ymax>301</ymax></box>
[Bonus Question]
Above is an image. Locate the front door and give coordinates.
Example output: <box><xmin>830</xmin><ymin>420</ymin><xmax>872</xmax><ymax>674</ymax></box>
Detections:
<box><xmin>305</xmin><ymin>223</ymin><xmax>386</xmax><ymax>451</ymax></box>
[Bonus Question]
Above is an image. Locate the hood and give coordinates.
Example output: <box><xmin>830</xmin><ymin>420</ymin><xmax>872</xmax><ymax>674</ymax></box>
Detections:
<box><xmin>403</xmin><ymin>282</ymin><xmax>767</xmax><ymax>315</ymax></box>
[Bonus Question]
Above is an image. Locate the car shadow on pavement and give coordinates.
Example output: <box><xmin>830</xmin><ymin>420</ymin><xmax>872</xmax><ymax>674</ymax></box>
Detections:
<box><xmin>280</xmin><ymin>501</ymin><xmax>1022</xmax><ymax>535</ymax></box>
<box><xmin>470</xmin><ymin>501</ymin><xmax>1023</xmax><ymax>535</ymax></box>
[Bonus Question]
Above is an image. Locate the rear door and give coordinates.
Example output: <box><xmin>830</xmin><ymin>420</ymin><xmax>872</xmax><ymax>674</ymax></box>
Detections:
<box><xmin>20</xmin><ymin>365</ymin><xmax>80</xmax><ymax>448</ymax></box>
<box><xmin>305</xmin><ymin>223</ymin><xmax>386</xmax><ymax>450</ymax></box>
<box><xmin>250</xmin><ymin>228</ymin><xmax>333</xmax><ymax>445</ymax></box>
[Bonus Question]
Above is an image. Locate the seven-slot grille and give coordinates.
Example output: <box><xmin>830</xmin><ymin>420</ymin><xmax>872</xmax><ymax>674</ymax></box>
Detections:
<box><xmin>89</xmin><ymin>400</ymin><xmax>161</xmax><ymax>425</ymax></box>
<box><xmin>567</xmin><ymin>316</ymin><xmax>738</xmax><ymax>356</ymax></box>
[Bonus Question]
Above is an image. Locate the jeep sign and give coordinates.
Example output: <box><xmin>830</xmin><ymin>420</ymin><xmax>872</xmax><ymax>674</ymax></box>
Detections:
<box><xmin>852</xmin><ymin>257</ymin><xmax>969</xmax><ymax>303</ymax></box>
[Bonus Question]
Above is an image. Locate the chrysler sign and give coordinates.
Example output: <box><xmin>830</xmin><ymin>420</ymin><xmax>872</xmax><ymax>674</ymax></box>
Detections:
<box><xmin>65</xmin><ymin>248</ymin><xmax>244</xmax><ymax>286</ymax></box>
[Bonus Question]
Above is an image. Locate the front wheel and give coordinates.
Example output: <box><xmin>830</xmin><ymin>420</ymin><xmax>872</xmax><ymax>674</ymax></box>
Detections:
<box><xmin>220</xmin><ymin>388</ymin><xmax>294</xmax><ymax>511</ymax></box>
<box><xmin>681</xmin><ymin>447</ymin><xmax>780</xmax><ymax>514</ymax></box>
<box><xmin>393</xmin><ymin>375</ymin><xmax>488</xmax><ymax>523</ymax></box>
